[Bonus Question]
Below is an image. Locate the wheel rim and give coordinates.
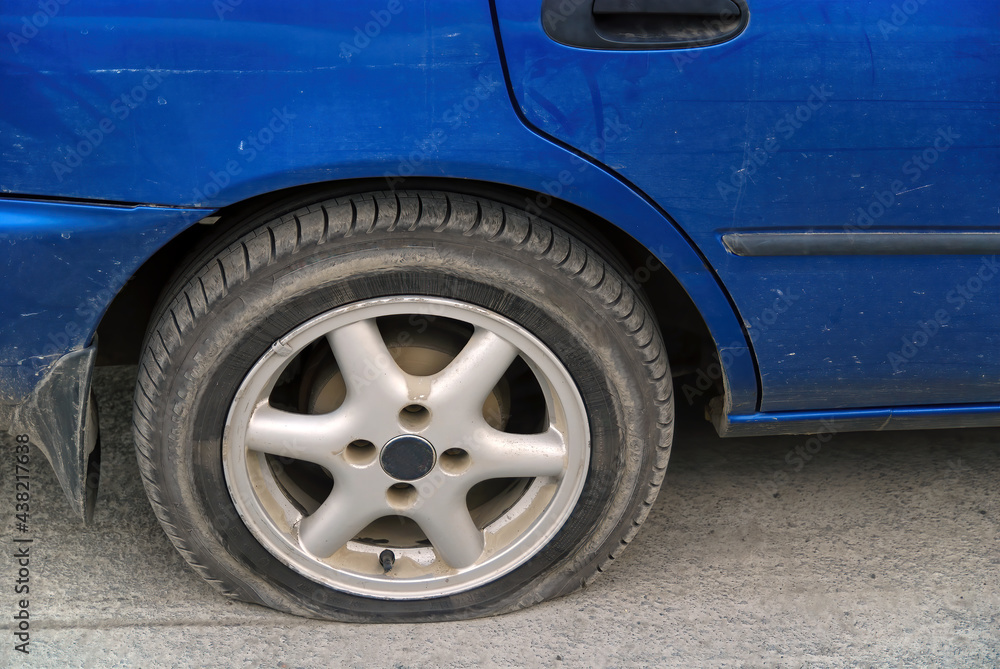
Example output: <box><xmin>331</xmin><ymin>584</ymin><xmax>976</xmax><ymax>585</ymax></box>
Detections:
<box><xmin>223</xmin><ymin>296</ymin><xmax>590</xmax><ymax>599</ymax></box>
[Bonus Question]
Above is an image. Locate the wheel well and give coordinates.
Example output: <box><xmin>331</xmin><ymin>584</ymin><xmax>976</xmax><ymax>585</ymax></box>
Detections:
<box><xmin>96</xmin><ymin>178</ymin><xmax>718</xmax><ymax>389</ymax></box>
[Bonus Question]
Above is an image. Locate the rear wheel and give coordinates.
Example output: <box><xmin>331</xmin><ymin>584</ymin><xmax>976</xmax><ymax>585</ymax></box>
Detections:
<box><xmin>133</xmin><ymin>190</ymin><xmax>673</xmax><ymax>620</ymax></box>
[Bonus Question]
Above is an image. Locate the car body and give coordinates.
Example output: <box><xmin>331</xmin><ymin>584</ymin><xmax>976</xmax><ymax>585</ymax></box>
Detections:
<box><xmin>1</xmin><ymin>0</ymin><xmax>997</xmax><ymax>619</ymax></box>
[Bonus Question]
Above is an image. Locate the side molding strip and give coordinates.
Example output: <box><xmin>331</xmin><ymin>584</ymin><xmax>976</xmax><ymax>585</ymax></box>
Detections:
<box><xmin>722</xmin><ymin>231</ymin><xmax>1000</xmax><ymax>257</ymax></box>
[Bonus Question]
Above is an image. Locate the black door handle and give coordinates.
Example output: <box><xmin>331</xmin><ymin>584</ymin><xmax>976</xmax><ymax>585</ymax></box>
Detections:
<box><xmin>592</xmin><ymin>0</ymin><xmax>739</xmax><ymax>16</ymax></box>
<box><xmin>542</xmin><ymin>0</ymin><xmax>748</xmax><ymax>51</ymax></box>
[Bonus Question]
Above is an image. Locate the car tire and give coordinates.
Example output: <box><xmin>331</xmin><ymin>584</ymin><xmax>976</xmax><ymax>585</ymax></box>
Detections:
<box><xmin>133</xmin><ymin>189</ymin><xmax>673</xmax><ymax>621</ymax></box>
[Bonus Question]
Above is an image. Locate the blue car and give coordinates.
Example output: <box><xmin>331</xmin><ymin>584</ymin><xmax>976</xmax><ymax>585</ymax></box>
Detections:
<box><xmin>1</xmin><ymin>0</ymin><xmax>996</xmax><ymax>620</ymax></box>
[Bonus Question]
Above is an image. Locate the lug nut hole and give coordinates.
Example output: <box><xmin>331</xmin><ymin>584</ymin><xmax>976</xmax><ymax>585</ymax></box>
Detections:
<box><xmin>439</xmin><ymin>448</ymin><xmax>470</xmax><ymax>475</ymax></box>
<box><xmin>386</xmin><ymin>483</ymin><xmax>418</xmax><ymax>509</ymax></box>
<box><xmin>398</xmin><ymin>404</ymin><xmax>431</xmax><ymax>431</ymax></box>
<box><xmin>344</xmin><ymin>440</ymin><xmax>376</xmax><ymax>465</ymax></box>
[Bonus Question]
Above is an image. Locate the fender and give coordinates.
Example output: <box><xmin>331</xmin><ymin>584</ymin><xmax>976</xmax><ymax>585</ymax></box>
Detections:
<box><xmin>0</xmin><ymin>1</ymin><xmax>758</xmax><ymax>515</ymax></box>
<box><xmin>0</xmin><ymin>198</ymin><xmax>204</xmax><ymax>519</ymax></box>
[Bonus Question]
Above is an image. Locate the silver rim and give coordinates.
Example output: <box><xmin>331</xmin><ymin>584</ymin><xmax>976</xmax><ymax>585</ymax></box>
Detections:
<box><xmin>223</xmin><ymin>296</ymin><xmax>589</xmax><ymax>599</ymax></box>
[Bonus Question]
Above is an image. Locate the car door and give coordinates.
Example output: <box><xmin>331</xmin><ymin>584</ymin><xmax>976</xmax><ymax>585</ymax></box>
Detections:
<box><xmin>493</xmin><ymin>0</ymin><xmax>1000</xmax><ymax>412</ymax></box>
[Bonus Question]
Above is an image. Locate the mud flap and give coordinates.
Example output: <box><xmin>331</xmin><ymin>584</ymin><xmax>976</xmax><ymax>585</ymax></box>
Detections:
<box><xmin>11</xmin><ymin>345</ymin><xmax>100</xmax><ymax>522</ymax></box>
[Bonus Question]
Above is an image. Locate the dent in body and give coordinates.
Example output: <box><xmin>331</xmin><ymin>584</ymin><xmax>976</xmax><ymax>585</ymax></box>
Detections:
<box><xmin>0</xmin><ymin>199</ymin><xmax>203</xmax><ymax>408</ymax></box>
<box><xmin>10</xmin><ymin>345</ymin><xmax>98</xmax><ymax>520</ymax></box>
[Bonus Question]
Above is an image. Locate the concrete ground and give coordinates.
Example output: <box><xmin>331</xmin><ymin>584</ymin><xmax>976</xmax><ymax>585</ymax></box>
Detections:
<box><xmin>2</xmin><ymin>365</ymin><xmax>997</xmax><ymax>668</ymax></box>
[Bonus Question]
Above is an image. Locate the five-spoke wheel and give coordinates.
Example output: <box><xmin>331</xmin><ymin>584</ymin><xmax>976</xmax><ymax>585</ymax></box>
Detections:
<box><xmin>225</xmin><ymin>297</ymin><xmax>589</xmax><ymax>597</ymax></box>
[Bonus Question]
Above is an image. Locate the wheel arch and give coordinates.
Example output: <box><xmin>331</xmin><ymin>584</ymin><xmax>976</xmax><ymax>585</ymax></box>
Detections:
<box><xmin>96</xmin><ymin>176</ymin><xmax>747</xmax><ymax>415</ymax></box>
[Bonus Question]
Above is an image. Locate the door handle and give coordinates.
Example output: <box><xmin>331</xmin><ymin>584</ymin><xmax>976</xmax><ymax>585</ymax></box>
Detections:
<box><xmin>592</xmin><ymin>0</ymin><xmax>739</xmax><ymax>16</ymax></box>
<box><xmin>542</xmin><ymin>0</ymin><xmax>748</xmax><ymax>50</ymax></box>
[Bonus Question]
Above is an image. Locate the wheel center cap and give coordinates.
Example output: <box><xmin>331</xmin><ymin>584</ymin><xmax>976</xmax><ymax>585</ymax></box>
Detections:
<box><xmin>380</xmin><ymin>435</ymin><xmax>436</xmax><ymax>481</ymax></box>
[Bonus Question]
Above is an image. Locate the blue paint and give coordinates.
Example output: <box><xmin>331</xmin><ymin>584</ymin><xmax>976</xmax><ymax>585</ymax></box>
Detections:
<box><xmin>0</xmin><ymin>1</ymin><xmax>757</xmax><ymax>414</ymax></box>
<box><xmin>0</xmin><ymin>1</ymin><xmax>997</xmax><ymax>432</ymax></box>
<box><xmin>493</xmin><ymin>0</ymin><xmax>1000</xmax><ymax>411</ymax></box>
<box><xmin>720</xmin><ymin>402</ymin><xmax>1000</xmax><ymax>437</ymax></box>
<box><xmin>0</xmin><ymin>200</ymin><xmax>202</xmax><ymax>402</ymax></box>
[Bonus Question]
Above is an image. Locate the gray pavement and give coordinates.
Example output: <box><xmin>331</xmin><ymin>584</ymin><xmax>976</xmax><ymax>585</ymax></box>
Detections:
<box><xmin>1</xmin><ymin>365</ymin><xmax>997</xmax><ymax>668</ymax></box>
